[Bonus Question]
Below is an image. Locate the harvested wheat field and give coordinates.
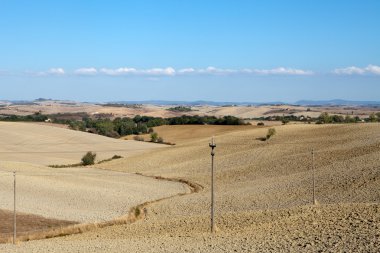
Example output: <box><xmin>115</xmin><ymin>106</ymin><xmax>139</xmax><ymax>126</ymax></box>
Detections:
<box><xmin>0</xmin><ymin>121</ymin><xmax>165</xmax><ymax>165</ymax></box>
<box><xmin>0</xmin><ymin>122</ymin><xmax>189</xmax><ymax>245</ymax></box>
<box><xmin>1</xmin><ymin>123</ymin><xmax>379</xmax><ymax>252</ymax></box>
<box><xmin>123</xmin><ymin>124</ymin><xmax>256</xmax><ymax>144</ymax></box>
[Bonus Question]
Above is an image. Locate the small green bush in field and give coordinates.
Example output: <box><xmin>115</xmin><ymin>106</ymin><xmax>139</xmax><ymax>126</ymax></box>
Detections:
<box><xmin>150</xmin><ymin>132</ymin><xmax>158</xmax><ymax>142</ymax></box>
<box><xmin>266</xmin><ymin>128</ymin><xmax>276</xmax><ymax>140</ymax></box>
<box><xmin>81</xmin><ymin>151</ymin><xmax>96</xmax><ymax>165</ymax></box>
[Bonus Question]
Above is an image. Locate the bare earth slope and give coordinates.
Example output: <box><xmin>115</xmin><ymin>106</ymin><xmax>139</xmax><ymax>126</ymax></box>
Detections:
<box><xmin>1</xmin><ymin>123</ymin><xmax>379</xmax><ymax>252</ymax></box>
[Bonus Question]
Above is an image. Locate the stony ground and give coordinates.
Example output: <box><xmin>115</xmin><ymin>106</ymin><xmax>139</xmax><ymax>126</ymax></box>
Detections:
<box><xmin>1</xmin><ymin>123</ymin><xmax>379</xmax><ymax>252</ymax></box>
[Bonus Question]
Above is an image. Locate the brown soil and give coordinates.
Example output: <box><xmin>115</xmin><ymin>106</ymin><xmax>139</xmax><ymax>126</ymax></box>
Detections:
<box><xmin>0</xmin><ymin>209</ymin><xmax>77</xmax><ymax>243</ymax></box>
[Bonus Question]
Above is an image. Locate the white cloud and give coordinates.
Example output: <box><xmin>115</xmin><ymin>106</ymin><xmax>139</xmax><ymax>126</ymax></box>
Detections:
<box><xmin>365</xmin><ymin>65</ymin><xmax>380</xmax><ymax>75</ymax></box>
<box><xmin>333</xmin><ymin>65</ymin><xmax>380</xmax><ymax>75</ymax></box>
<box><xmin>48</xmin><ymin>68</ymin><xmax>65</xmax><ymax>75</ymax></box>
<box><xmin>142</xmin><ymin>67</ymin><xmax>176</xmax><ymax>76</ymax></box>
<box><xmin>178</xmin><ymin>68</ymin><xmax>196</xmax><ymax>74</ymax></box>
<box><xmin>177</xmin><ymin>66</ymin><xmax>312</xmax><ymax>76</ymax></box>
<box><xmin>333</xmin><ymin>66</ymin><xmax>365</xmax><ymax>75</ymax></box>
<box><xmin>252</xmin><ymin>67</ymin><xmax>314</xmax><ymax>75</ymax></box>
<box><xmin>100</xmin><ymin>67</ymin><xmax>175</xmax><ymax>76</ymax></box>
<box><xmin>74</xmin><ymin>67</ymin><xmax>98</xmax><ymax>75</ymax></box>
<box><xmin>100</xmin><ymin>67</ymin><xmax>138</xmax><ymax>76</ymax></box>
<box><xmin>25</xmin><ymin>68</ymin><xmax>65</xmax><ymax>76</ymax></box>
<box><xmin>198</xmin><ymin>67</ymin><xmax>238</xmax><ymax>75</ymax></box>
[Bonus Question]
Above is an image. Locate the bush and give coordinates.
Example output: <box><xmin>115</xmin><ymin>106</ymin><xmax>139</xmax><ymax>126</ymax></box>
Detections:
<box><xmin>257</xmin><ymin>122</ymin><xmax>264</xmax><ymax>126</ymax></box>
<box><xmin>266</xmin><ymin>128</ymin><xmax>276</xmax><ymax>140</ymax></box>
<box><xmin>150</xmin><ymin>132</ymin><xmax>158</xmax><ymax>142</ymax></box>
<box><xmin>157</xmin><ymin>137</ymin><xmax>164</xmax><ymax>143</ymax></box>
<box><xmin>281</xmin><ymin>119</ymin><xmax>289</xmax><ymax>125</ymax></box>
<box><xmin>81</xmin><ymin>151</ymin><xmax>96</xmax><ymax>165</ymax></box>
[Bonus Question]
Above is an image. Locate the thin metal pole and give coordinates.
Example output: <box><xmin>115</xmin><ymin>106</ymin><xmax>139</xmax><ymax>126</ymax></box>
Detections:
<box><xmin>13</xmin><ymin>171</ymin><xmax>16</xmax><ymax>244</ymax></box>
<box><xmin>209</xmin><ymin>137</ymin><xmax>216</xmax><ymax>233</ymax></box>
<box><xmin>312</xmin><ymin>149</ymin><xmax>315</xmax><ymax>205</ymax></box>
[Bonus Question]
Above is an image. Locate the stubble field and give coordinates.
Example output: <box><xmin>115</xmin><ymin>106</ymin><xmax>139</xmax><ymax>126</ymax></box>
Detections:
<box><xmin>0</xmin><ymin>122</ymin><xmax>378</xmax><ymax>252</ymax></box>
<box><xmin>0</xmin><ymin>124</ymin><xmax>380</xmax><ymax>252</ymax></box>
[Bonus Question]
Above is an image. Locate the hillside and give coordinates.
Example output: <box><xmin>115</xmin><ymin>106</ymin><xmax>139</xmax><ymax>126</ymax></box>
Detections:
<box><xmin>1</xmin><ymin>123</ymin><xmax>378</xmax><ymax>252</ymax></box>
<box><xmin>0</xmin><ymin>122</ymin><xmax>164</xmax><ymax>165</ymax></box>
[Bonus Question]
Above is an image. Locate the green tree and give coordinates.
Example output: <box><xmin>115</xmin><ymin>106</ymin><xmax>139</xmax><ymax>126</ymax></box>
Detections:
<box><xmin>319</xmin><ymin>112</ymin><xmax>331</xmax><ymax>123</ymax></box>
<box><xmin>368</xmin><ymin>113</ymin><xmax>378</xmax><ymax>122</ymax></box>
<box><xmin>95</xmin><ymin>120</ymin><xmax>115</xmax><ymax>136</ymax></box>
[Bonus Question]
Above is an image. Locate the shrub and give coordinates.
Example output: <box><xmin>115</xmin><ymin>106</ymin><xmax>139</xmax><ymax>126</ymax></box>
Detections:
<box><xmin>81</xmin><ymin>151</ymin><xmax>96</xmax><ymax>165</ymax></box>
<box><xmin>257</xmin><ymin>122</ymin><xmax>264</xmax><ymax>126</ymax></box>
<box><xmin>134</xmin><ymin>207</ymin><xmax>141</xmax><ymax>217</ymax></box>
<box><xmin>281</xmin><ymin>119</ymin><xmax>289</xmax><ymax>125</ymax></box>
<box><xmin>266</xmin><ymin>128</ymin><xmax>276</xmax><ymax>140</ymax></box>
<box><xmin>150</xmin><ymin>132</ymin><xmax>158</xmax><ymax>142</ymax></box>
<box><xmin>157</xmin><ymin>137</ymin><xmax>164</xmax><ymax>143</ymax></box>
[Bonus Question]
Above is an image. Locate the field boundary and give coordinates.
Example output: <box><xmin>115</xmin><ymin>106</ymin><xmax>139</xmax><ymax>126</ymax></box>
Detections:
<box><xmin>1</xmin><ymin>172</ymin><xmax>202</xmax><ymax>244</ymax></box>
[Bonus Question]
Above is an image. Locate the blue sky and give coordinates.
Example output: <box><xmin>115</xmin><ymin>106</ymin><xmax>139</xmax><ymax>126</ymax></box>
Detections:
<box><xmin>0</xmin><ymin>0</ymin><xmax>379</xmax><ymax>102</ymax></box>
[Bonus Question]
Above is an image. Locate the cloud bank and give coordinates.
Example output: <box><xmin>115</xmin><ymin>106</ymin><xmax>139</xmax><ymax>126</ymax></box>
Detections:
<box><xmin>84</xmin><ymin>66</ymin><xmax>313</xmax><ymax>76</ymax></box>
<box><xmin>333</xmin><ymin>65</ymin><xmax>380</xmax><ymax>75</ymax></box>
<box><xmin>20</xmin><ymin>65</ymin><xmax>380</xmax><ymax>77</ymax></box>
<box><xmin>74</xmin><ymin>67</ymin><xmax>98</xmax><ymax>75</ymax></box>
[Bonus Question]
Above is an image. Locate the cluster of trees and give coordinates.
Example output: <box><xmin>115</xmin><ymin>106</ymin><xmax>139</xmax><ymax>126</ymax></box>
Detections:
<box><xmin>0</xmin><ymin>112</ymin><xmax>49</xmax><ymax>122</ymax></box>
<box><xmin>253</xmin><ymin>112</ymin><xmax>380</xmax><ymax>124</ymax></box>
<box><xmin>167</xmin><ymin>115</ymin><xmax>247</xmax><ymax>125</ymax></box>
<box><xmin>253</xmin><ymin>115</ymin><xmax>311</xmax><ymax>123</ymax></box>
<box><xmin>317</xmin><ymin>112</ymin><xmax>380</xmax><ymax>124</ymax></box>
<box><xmin>167</xmin><ymin>106</ymin><xmax>192</xmax><ymax>112</ymax></box>
<box><xmin>79</xmin><ymin>115</ymin><xmax>248</xmax><ymax>138</ymax></box>
<box><xmin>0</xmin><ymin>113</ymin><xmax>248</xmax><ymax>138</ymax></box>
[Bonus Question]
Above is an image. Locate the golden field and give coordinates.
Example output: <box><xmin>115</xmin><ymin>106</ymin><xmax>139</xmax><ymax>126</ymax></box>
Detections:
<box><xmin>0</xmin><ymin>122</ymin><xmax>378</xmax><ymax>252</ymax></box>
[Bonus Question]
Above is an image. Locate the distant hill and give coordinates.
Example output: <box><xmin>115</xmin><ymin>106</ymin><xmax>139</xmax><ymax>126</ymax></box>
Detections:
<box><xmin>1</xmin><ymin>98</ymin><xmax>379</xmax><ymax>107</ymax></box>
<box><xmin>109</xmin><ymin>100</ymin><xmax>286</xmax><ymax>106</ymax></box>
<box><xmin>295</xmin><ymin>99</ymin><xmax>380</xmax><ymax>106</ymax></box>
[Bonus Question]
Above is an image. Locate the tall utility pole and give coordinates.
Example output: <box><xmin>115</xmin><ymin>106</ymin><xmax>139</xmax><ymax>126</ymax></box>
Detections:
<box><xmin>13</xmin><ymin>171</ymin><xmax>16</xmax><ymax>244</ymax></box>
<box><xmin>209</xmin><ymin>137</ymin><xmax>216</xmax><ymax>233</ymax></box>
<box><xmin>312</xmin><ymin>148</ymin><xmax>316</xmax><ymax>205</ymax></box>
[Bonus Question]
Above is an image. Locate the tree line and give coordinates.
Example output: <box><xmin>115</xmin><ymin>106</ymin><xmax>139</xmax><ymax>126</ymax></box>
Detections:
<box><xmin>0</xmin><ymin>113</ymin><xmax>248</xmax><ymax>138</ymax></box>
